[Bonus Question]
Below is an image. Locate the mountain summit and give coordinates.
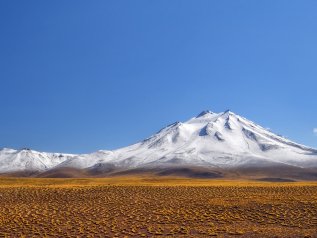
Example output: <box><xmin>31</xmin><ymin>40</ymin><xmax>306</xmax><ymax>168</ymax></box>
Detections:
<box><xmin>1</xmin><ymin>110</ymin><xmax>317</xmax><ymax>179</ymax></box>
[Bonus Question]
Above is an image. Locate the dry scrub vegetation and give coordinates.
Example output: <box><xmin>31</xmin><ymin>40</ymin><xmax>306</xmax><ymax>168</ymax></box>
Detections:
<box><xmin>0</xmin><ymin>178</ymin><xmax>316</xmax><ymax>237</ymax></box>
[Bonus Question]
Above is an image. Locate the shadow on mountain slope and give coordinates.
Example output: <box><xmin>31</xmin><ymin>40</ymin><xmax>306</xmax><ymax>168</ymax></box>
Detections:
<box><xmin>1</xmin><ymin>164</ymin><xmax>317</xmax><ymax>181</ymax></box>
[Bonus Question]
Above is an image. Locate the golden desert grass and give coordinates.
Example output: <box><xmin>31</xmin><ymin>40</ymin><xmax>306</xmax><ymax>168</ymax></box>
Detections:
<box><xmin>0</xmin><ymin>177</ymin><xmax>316</xmax><ymax>237</ymax></box>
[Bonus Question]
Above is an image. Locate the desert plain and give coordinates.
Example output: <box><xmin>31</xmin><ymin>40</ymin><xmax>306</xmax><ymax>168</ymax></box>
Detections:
<box><xmin>0</xmin><ymin>177</ymin><xmax>316</xmax><ymax>237</ymax></box>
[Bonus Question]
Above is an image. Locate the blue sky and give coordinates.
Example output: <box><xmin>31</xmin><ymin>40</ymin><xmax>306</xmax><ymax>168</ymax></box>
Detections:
<box><xmin>0</xmin><ymin>1</ymin><xmax>316</xmax><ymax>153</ymax></box>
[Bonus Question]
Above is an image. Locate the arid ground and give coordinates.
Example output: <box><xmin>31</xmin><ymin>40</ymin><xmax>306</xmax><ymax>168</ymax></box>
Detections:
<box><xmin>0</xmin><ymin>177</ymin><xmax>316</xmax><ymax>237</ymax></box>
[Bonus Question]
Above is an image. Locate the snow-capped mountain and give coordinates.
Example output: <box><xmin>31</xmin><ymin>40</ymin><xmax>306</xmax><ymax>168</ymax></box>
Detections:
<box><xmin>0</xmin><ymin>148</ymin><xmax>75</xmax><ymax>173</ymax></box>
<box><xmin>1</xmin><ymin>110</ymin><xmax>317</xmax><ymax>177</ymax></box>
<box><xmin>79</xmin><ymin>110</ymin><xmax>316</xmax><ymax>170</ymax></box>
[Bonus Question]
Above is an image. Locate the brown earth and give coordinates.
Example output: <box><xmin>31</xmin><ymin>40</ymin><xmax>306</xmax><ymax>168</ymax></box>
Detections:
<box><xmin>0</xmin><ymin>177</ymin><xmax>316</xmax><ymax>237</ymax></box>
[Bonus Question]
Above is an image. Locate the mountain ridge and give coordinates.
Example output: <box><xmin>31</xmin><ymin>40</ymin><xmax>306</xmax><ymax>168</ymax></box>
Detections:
<box><xmin>1</xmin><ymin>110</ymin><xmax>317</xmax><ymax>179</ymax></box>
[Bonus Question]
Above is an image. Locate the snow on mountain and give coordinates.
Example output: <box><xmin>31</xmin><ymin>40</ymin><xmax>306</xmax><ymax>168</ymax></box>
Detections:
<box><xmin>1</xmin><ymin>110</ymin><xmax>317</xmax><ymax>174</ymax></box>
<box><xmin>56</xmin><ymin>150</ymin><xmax>114</xmax><ymax>169</ymax></box>
<box><xmin>98</xmin><ymin>110</ymin><xmax>317</xmax><ymax>169</ymax></box>
<box><xmin>0</xmin><ymin>148</ymin><xmax>75</xmax><ymax>173</ymax></box>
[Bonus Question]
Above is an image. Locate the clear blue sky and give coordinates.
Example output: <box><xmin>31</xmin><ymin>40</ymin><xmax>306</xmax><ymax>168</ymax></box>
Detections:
<box><xmin>0</xmin><ymin>1</ymin><xmax>316</xmax><ymax>153</ymax></box>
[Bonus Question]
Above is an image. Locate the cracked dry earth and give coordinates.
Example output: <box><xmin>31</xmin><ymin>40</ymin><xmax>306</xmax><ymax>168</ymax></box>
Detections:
<box><xmin>0</xmin><ymin>184</ymin><xmax>316</xmax><ymax>237</ymax></box>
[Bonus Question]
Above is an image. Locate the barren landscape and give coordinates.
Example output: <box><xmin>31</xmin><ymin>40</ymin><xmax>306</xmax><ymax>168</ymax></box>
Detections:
<box><xmin>0</xmin><ymin>177</ymin><xmax>316</xmax><ymax>237</ymax></box>
<box><xmin>2</xmin><ymin>0</ymin><xmax>317</xmax><ymax>237</ymax></box>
